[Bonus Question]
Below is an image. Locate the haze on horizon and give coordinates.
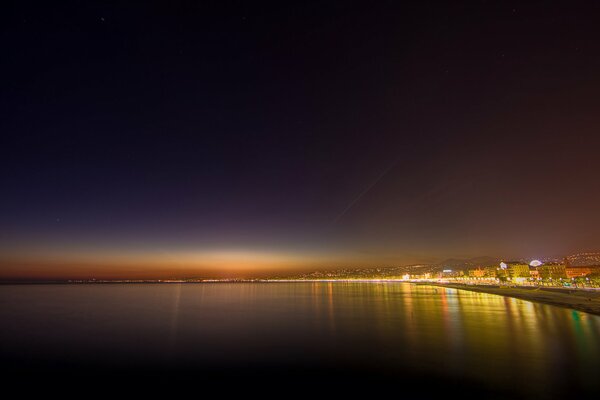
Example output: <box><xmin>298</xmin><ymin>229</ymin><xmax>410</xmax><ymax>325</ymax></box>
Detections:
<box><xmin>2</xmin><ymin>2</ymin><xmax>600</xmax><ymax>280</ymax></box>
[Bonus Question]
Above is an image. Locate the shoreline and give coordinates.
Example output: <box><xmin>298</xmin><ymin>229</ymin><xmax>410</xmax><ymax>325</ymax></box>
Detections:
<box><xmin>3</xmin><ymin>279</ymin><xmax>600</xmax><ymax>317</ymax></box>
<box><xmin>424</xmin><ymin>282</ymin><xmax>600</xmax><ymax>316</ymax></box>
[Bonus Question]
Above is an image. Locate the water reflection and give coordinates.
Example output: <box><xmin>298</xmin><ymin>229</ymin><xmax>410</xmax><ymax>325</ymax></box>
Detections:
<box><xmin>0</xmin><ymin>282</ymin><xmax>599</xmax><ymax>397</ymax></box>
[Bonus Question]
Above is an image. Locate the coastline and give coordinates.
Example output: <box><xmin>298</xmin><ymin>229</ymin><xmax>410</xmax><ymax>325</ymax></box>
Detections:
<box><xmin>3</xmin><ymin>279</ymin><xmax>600</xmax><ymax>317</ymax></box>
<box><xmin>424</xmin><ymin>282</ymin><xmax>600</xmax><ymax>316</ymax></box>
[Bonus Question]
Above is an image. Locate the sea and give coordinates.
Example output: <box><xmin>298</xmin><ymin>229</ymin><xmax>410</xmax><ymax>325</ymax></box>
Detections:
<box><xmin>1</xmin><ymin>282</ymin><xmax>599</xmax><ymax>398</ymax></box>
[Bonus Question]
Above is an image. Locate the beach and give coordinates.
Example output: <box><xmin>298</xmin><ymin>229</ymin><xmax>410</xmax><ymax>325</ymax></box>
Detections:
<box><xmin>425</xmin><ymin>283</ymin><xmax>600</xmax><ymax>316</ymax></box>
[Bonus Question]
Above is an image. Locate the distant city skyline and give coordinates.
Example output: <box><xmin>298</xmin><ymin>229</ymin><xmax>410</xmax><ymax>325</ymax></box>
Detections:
<box><xmin>1</xmin><ymin>245</ymin><xmax>599</xmax><ymax>280</ymax></box>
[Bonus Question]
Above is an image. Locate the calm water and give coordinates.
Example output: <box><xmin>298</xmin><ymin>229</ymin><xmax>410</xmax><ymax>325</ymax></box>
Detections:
<box><xmin>1</xmin><ymin>282</ymin><xmax>599</xmax><ymax>397</ymax></box>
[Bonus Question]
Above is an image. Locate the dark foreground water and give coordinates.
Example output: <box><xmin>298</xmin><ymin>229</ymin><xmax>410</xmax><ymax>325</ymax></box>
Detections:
<box><xmin>1</xmin><ymin>282</ymin><xmax>599</xmax><ymax>397</ymax></box>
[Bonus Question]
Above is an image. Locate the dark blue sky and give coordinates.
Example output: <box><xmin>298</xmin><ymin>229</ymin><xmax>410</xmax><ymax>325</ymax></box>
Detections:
<box><xmin>2</xmin><ymin>1</ymin><xmax>600</xmax><ymax>278</ymax></box>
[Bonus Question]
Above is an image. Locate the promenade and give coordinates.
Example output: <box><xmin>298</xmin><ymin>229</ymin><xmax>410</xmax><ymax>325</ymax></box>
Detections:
<box><xmin>425</xmin><ymin>282</ymin><xmax>600</xmax><ymax>316</ymax></box>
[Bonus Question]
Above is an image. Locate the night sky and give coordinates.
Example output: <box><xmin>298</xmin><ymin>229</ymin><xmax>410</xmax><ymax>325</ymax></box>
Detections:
<box><xmin>2</xmin><ymin>1</ymin><xmax>600</xmax><ymax>279</ymax></box>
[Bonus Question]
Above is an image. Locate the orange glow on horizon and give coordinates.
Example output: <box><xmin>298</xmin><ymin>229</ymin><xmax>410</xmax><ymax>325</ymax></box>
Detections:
<box><xmin>0</xmin><ymin>247</ymin><xmax>367</xmax><ymax>280</ymax></box>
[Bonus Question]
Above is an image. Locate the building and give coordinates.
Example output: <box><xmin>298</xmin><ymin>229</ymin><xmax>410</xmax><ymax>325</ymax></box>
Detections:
<box><xmin>499</xmin><ymin>262</ymin><xmax>531</xmax><ymax>280</ymax></box>
<box><xmin>535</xmin><ymin>263</ymin><xmax>567</xmax><ymax>279</ymax></box>
<box><xmin>530</xmin><ymin>269</ymin><xmax>539</xmax><ymax>279</ymax></box>
<box><xmin>468</xmin><ymin>268</ymin><xmax>485</xmax><ymax>278</ymax></box>
<box><xmin>440</xmin><ymin>269</ymin><xmax>464</xmax><ymax>278</ymax></box>
<box><xmin>508</xmin><ymin>263</ymin><xmax>531</xmax><ymax>279</ymax></box>
<box><xmin>565</xmin><ymin>265</ymin><xmax>600</xmax><ymax>278</ymax></box>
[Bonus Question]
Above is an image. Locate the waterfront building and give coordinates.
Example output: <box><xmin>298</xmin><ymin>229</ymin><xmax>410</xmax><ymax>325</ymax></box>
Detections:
<box><xmin>536</xmin><ymin>263</ymin><xmax>567</xmax><ymax>279</ymax></box>
<box><xmin>507</xmin><ymin>263</ymin><xmax>531</xmax><ymax>279</ymax></box>
<box><xmin>468</xmin><ymin>268</ymin><xmax>485</xmax><ymax>278</ymax></box>
<box><xmin>565</xmin><ymin>265</ymin><xmax>600</xmax><ymax>278</ymax></box>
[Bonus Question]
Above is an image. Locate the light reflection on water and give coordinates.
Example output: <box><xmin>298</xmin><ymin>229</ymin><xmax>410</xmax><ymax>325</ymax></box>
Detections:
<box><xmin>0</xmin><ymin>282</ymin><xmax>599</xmax><ymax>396</ymax></box>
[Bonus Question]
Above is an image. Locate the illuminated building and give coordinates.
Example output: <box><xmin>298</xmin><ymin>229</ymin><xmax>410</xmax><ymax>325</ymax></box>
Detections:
<box><xmin>565</xmin><ymin>265</ymin><xmax>600</xmax><ymax>278</ymax></box>
<box><xmin>499</xmin><ymin>262</ymin><xmax>531</xmax><ymax>279</ymax></box>
<box><xmin>440</xmin><ymin>269</ymin><xmax>464</xmax><ymax>278</ymax></box>
<box><xmin>509</xmin><ymin>263</ymin><xmax>531</xmax><ymax>278</ymax></box>
<box><xmin>530</xmin><ymin>269</ymin><xmax>539</xmax><ymax>279</ymax></box>
<box><xmin>468</xmin><ymin>268</ymin><xmax>485</xmax><ymax>278</ymax></box>
<box><xmin>535</xmin><ymin>263</ymin><xmax>567</xmax><ymax>279</ymax></box>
